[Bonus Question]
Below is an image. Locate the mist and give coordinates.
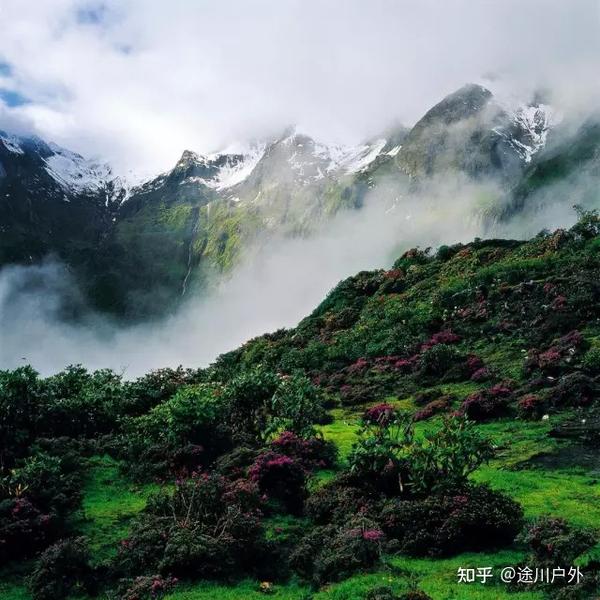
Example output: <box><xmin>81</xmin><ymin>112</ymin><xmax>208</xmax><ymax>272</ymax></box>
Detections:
<box><xmin>1</xmin><ymin>168</ymin><xmax>594</xmax><ymax>378</ymax></box>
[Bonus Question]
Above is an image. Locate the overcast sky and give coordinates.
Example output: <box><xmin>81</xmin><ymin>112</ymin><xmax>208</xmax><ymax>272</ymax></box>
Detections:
<box><xmin>1</xmin><ymin>0</ymin><xmax>599</xmax><ymax>174</ymax></box>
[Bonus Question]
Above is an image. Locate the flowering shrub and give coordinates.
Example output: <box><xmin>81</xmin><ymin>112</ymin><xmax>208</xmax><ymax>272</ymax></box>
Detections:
<box><xmin>470</xmin><ymin>367</ymin><xmax>492</xmax><ymax>382</ymax></box>
<box><xmin>347</xmin><ymin>358</ymin><xmax>369</xmax><ymax>374</ymax></box>
<box><xmin>118</xmin><ymin>474</ymin><xmax>265</xmax><ymax>578</ymax></box>
<box><xmin>270</xmin><ymin>431</ymin><xmax>336</xmax><ymax>470</ymax></box>
<box><xmin>517</xmin><ymin>394</ymin><xmax>546</xmax><ymax>420</ymax></box>
<box><xmin>380</xmin><ymin>484</ymin><xmax>523</xmax><ymax>556</ymax></box>
<box><xmin>547</xmin><ymin>373</ymin><xmax>598</xmax><ymax>408</ymax></box>
<box><xmin>460</xmin><ymin>385</ymin><xmax>512</xmax><ymax>421</ymax></box>
<box><xmin>0</xmin><ymin>497</ymin><xmax>58</xmax><ymax>565</ymax></box>
<box><xmin>466</xmin><ymin>355</ymin><xmax>484</xmax><ymax>372</ymax></box>
<box><xmin>421</xmin><ymin>330</ymin><xmax>461</xmax><ymax>351</ymax></box>
<box><xmin>339</xmin><ymin>382</ymin><xmax>382</xmax><ymax>406</ymax></box>
<box><xmin>519</xmin><ymin>517</ymin><xmax>596</xmax><ymax>567</ymax></box>
<box><xmin>120</xmin><ymin>575</ymin><xmax>178</xmax><ymax>600</ymax></box>
<box><xmin>249</xmin><ymin>452</ymin><xmax>306</xmax><ymax>514</ymax></box>
<box><xmin>28</xmin><ymin>537</ymin><xmax>92</xmax><ymax>600</ymax></box>
<box><xmin>290</xmin><ymin>518</ymin><xmax>384</xmax><ymax>585</ymax></box>
<box><xmin>525</xmin><ymin>331</ymin><xmax>587</xmax><ymax>375</ymax></box>
<box><xmin>362</xmin><ymin>403</ymin><xmax>397</xmax><ymax>427</ymax></box>
<box><xmin>413</xmin><ymin>398</ymin><xmax>450</xmax><ymax>422</ymax></box>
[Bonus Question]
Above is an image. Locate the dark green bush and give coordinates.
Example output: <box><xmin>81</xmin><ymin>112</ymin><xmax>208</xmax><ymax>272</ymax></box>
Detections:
<box><xmin>380</xmin><ymin>484</ymin><xmax>523</xmax><ymax>556</ymax></box>
<box><xmin>28</xmin><ymin>537</ymin><xmax>92</xmax><ymax>600</ymax></box>
<box><xmin>290</xmin><ymin>518</ymin><xmax>384</xmax><ymax>585</ymax></box>
<box><xmin>249</xmin><ymin>452</ymin><xmax>306</xmax><ymax>514</ymax></box>
<box><xmin>118</xmin><ymin>474</ymin><xmax>265</xmax><ymax>579</ymax></box>
<box><xmin>519</xmin><ymin>517</ymin><xmax>596</xmax><ymax>567</ymax></box>
<box><xmin>0</xmin><ymin>497</ymin><xmax>59</xmax><ymax>565</ymax></box>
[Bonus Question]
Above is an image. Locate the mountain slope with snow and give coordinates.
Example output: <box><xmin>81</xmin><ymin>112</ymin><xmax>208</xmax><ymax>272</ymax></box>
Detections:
<box><xmin>3</xmin><ymin>83</ymin><xmax>593</xmax><ymax>319</ymax></box>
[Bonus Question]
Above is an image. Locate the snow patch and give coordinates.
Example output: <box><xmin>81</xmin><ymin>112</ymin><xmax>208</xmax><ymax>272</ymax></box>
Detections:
<box><xmin>0</xmin><ymin>132</ymin><xmax>24</xmax><ymax>155</ymax></box>
<box><xmin>44</xmin><ymin>144</ymin><xmax>115</xmax><ymax>194</ymax></box>
<box><xmin>213</xmin><ymin>143</ymin><xmax>265</xmax><ymax>189</ymax></box>
<box><xmin>511</xmin><ymin>104</ymin><xmax>556</xmax><ymax>163</ymax></box>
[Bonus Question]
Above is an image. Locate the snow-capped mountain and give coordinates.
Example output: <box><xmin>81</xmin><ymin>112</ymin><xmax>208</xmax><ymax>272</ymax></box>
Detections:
<box><xmin>0</xmin><ymin>131</ymin><xmax>127</xmax><ymax>199</ymax></box>
<box><xmin>3</xmin><ymin>82</ymin><xmax>593</xmax><ymax>319</ymax></box>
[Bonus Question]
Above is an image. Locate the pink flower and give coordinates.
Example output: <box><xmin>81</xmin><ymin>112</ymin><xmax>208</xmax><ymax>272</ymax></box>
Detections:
<box><xmin>362</xmin><ymin>528</ymin><xmax>385</xmax><ymax>542</ymax></box>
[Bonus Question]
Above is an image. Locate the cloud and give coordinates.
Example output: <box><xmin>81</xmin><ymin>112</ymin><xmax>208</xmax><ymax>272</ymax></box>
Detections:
<box><xmin>2</xmin><ymin>168</ymin><xmax>590</xmax><ymax>378</ymax></box>
<box><xmin>0</xmin><ymin>0</ymin><xmax>599</xmax><ymax>174</ymax></box>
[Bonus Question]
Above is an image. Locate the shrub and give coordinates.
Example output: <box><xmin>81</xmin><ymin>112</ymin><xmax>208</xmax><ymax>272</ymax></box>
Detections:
<box><xmin>28</xmin><ymin>537</ymin><xmax>92</xmax><ymax>600</ymax></box>
<box><xmin>519</xmin><ymin>517</ymin><xmax>596</xmax><ymax>567</ymax></box>
<box><xmin>582</xmin><ymin>348</ymin><xmax>600</xmax><ymax>375</ymax></box>
<box><xmin>460</xmin><ymin>385</ymin><xmax>512</xmax><ymax>421</ymax></box>
<box><xmin>548</xmin><ymin>373</ymin><xmax>598</xmax><ymax>408</ymax></box>
<box><xmin>398</xmin><ymin>593</ymin><xmax>433</xmax><ymax>600</ymax></box>
<box><xmin>363</xmin><ymin>403</ymin><xmax>398</xmax><ymax>427</ymax></box>
<box><xmin>128</xmin><ymin>384</ymin><xmax>228</xmax><ymax>450</ymax></box>
<box><xmin>123</xmin><ymin>366</ymin><xmax>203</xmax><ymax>416</ymax></box>
<box><xmin>421</xmin><ymin>330</ymin><xmax>461</xmax><ymax>350</ymax></box>
<box><xmin>363</xmin><ymin>586</ymin><xmax>433</xmax><ymax>600</ymax></box>
<box><xmin>124</xmin><ymin>384</ymin><xmax>230</xmax><ymax>478</ymax></box>
<box><xmin>7</xmin><ymin>451</ymin><xmax>81</xmax><ymax>515</ymax></box>
<box><xmin>290</xmin><ymin>518</ymin><xmax>384</xmax><ymax>585</ymax></box>
<box><xmin>470</xmin><ymin>367</ymin><xmax>492</xmax><ymax>382</ymax></box>
<box><xmin>350</xmin><ymin>412</ymin><xmax>493</xmax><ymax>497</ymax></box>
<box><xmin>224</xmin><ymin>369</ymin><xmax>280</xmax><ymax>445</ymax></box>
<box><xmin>0</xmin><ymin>366</ymin><xmax>42</xmax><ymax>467</ymax></box>
<box><xmin>269</xmin><ymin>374</ymin><xmax>328</xmax><ymax>437</ymax></box>
<box><xmin>419</xmin><ymin>344</ymin><xmax>461</xmax><ymax>376</ymax></box>
<box><xmin>339</xmin><ymin>382</ymin><xmax>385</xmax><ymax>406</ymax></box>
<box><xmin>214</xmin><ymin>446</ymin><xmax>258</xmax><ymax>479</ymax></box>
<box><xmin>413</xmin><ymin>389</ymin><xmax>442</xmax><ymax>406</ymax></box>
<box><xmin>466</xmin><ymin>355</ymin><xmax>484</xmax><ymax>373</ymax></box>
<box><xmin>364</xmin><ymin>586</ymin><xmax>400</xmax><ymax>600</ymax></box>
<box><xmin>408</xmin><ymin>418</ymin><xmax>494</xmax><ymax>495</ymax></box>
<box><xmin>270</xmin><ymin>431</ymin><xmax>336</xmax><ymax>470</ymax></box>
<box><xmin>0</xmin><ymin>497</ymin><xmax>59</xmax><ymax>565</ymax></box>
<box><xmin>380</xmin><ymin>484</ymin><xmax>523</xmax><ymax>556</ymax></box>
<box><xmin>119</xmin><ymin>575</ymin><xmax>178</xmax><ymax>600</ymax></box>
<box><xmin>305</xmin><ymin>476</ymin><xmax>376</xmax><ymax>525</ymax></box>
<box><xmin>40</xmin><ymin>367</ymin><xmax>124</xmax><ymax>439</ymax></box>
<box><xmin>119</xmin><ymin>474</ymin><xmax>265</xmax><ymax>579</ymax></box>
<box><xmin>413</xmin><ymin>398</ymin><xmax>450</xmax><ymax>422</ymax></box>
<box><xmin>348</xmin><ymin>408</ymin><xmax>413</xmax><ymax>495</ymax></box>
<box><xmin>249</xmin><ymin>452</ymin><xmax>306</xmax><ymax>514</ymax></box>
<box><xmin>517</xmin><ymin>394</ymin><xmax>546</xmax><ymax>420</ymax></box>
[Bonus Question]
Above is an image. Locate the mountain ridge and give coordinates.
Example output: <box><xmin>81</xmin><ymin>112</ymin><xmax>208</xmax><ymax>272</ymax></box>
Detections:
<box><xmin>1</xmin><ymin>83</ymin><xmax>595</xmax><ymax>318</ymax></box>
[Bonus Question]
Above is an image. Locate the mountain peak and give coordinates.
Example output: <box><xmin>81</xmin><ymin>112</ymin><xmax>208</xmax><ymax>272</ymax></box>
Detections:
<box><xmin>415</xmin><ymin>83</ymin><xmax>494</xmax><ymax>130</ymax></box>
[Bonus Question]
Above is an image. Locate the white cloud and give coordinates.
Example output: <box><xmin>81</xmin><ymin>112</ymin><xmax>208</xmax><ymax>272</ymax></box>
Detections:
<box><xmin>0</xmin><ymin>0</ymin><xmax>599</xmax><ymax>174</ymax></box>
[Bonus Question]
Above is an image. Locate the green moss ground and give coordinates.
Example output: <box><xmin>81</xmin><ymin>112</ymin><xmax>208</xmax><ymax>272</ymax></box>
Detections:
<box><xmin>73</xmin><ymin>455</ymin><xmax>161</xmax><ymax>563</ymax></box>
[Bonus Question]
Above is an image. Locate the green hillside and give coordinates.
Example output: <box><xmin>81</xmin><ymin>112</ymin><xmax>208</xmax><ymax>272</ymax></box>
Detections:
<box><xmin>2</xmin><ymin>210</ymin><xmax>600</xmax><ymax>599</ymax></box>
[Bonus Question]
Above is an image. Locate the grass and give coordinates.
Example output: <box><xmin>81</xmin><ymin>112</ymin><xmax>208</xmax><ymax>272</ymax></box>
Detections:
<box><xmin>162</xmin><ymin>550</ymin><xmax>545</xmax><ymax>600</ymax></box>
<box><xmin>73</xmin><ymin>455</ymin><xmax>161</xmax><ymax>562</ymax></box>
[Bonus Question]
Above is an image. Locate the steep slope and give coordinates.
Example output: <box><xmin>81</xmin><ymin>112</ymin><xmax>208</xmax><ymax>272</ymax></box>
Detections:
<box><xmin>505</xmin><ymin>116</ymin><xmax>600</xmax><ymax>215</ymax></box>
<box><xmin>0</xmin><ymin>131</ymin><xmax>126</xmax><ymax>266</ymax></box>
<box><xmin>364</xmin><ymin>84</ymin><xmax>553</xmax><ymax>185</ymax></box>
<box><xmin>108</xmin><ymin>130</ymin><xmax>394</xmax><ymax>316</ymax></box>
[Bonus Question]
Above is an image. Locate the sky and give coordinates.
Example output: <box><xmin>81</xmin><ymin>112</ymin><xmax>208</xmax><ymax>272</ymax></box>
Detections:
<box><xmin>0</xmin><ymin>0</ymin><xmax>600</xmax><ymax>175</ymax></box>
